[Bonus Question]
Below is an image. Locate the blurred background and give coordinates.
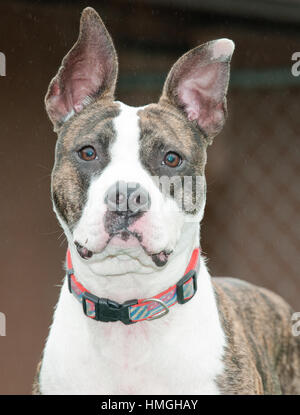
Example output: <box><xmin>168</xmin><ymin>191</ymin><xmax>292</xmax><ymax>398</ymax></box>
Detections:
<box><xmin>0</xmin><ymin>0</ymin><xmax>299</xmax><ymax>394</ymax></box>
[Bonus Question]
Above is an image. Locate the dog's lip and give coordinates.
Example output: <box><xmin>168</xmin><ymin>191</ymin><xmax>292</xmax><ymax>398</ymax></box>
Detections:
<box><xmin>150</xmin><ymin>250</ymin><xmax>172</xmax><ymax>267</ymax></box>
<box><xmin>74</xmin><ymin>230</ymin><xmax>136</xmax><ymax>259</ymax></box>
<box><xmin>113</xmin><ymin>229</ymin><xmax>142</xmax><ymax>242</ymax></box>
<box><xmin>74</xmin><ymin>231</ymin><xmax>173</xmax><ymax>266</ymax></box>
<box><xmin>74</xmin><ymin>241</ymin><xmax>93</xmax><ymax>260</ymax></box>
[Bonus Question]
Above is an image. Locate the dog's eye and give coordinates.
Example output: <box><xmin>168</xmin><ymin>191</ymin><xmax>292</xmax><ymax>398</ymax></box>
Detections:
<box><xmin>78</xmin><ymin>146</ymin><xmax>97</xmax><ymax>161</ymax></box>
<box><xmin>163</xmin><ymin>152</ymin><xmax>182</xmax><ymax>168</ymax></box>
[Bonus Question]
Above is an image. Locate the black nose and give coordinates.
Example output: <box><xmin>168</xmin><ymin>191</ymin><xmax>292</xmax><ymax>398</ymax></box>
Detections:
<box><xmin>104</xmin><ymin>181</ymin><xmax>151</xmax><ymax>216</ymax></box>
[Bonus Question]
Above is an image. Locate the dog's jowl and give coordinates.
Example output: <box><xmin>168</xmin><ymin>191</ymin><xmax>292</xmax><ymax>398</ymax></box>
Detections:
<box><xmin>34</xmin><ymin>7</ymin><xmax>300</xmax><ymax>395</ymax></box>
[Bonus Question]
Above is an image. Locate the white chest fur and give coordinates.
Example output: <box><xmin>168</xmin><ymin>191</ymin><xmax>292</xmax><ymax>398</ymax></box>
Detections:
<box><xmin>40</xmin><ymin>257</ymin><xmax>226</xmax><ymax>395</ymax></box>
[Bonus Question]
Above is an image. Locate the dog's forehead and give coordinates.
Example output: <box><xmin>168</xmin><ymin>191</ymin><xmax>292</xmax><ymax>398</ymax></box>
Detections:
<box><xmin>56</xmin><ymin>99</ymin><xmax>120</xmax><ymax>151</ymax></box>
<box><xmin>57</xmin><ymin>95</ymin><xmax>203</xmax><ymax>149</ymax></box>
<box><xmin>137</xmin><ymin>102</ymin><xmax>204</xmax><ymax>154</ymax></box>
<box><xmin>57</xmin><ymin>99</ymin><xmax>203</xmax><ymax>155</ymax></box>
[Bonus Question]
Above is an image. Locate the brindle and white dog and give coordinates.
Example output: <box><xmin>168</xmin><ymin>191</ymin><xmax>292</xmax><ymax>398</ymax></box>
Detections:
<box><xmin>34</xmin><ymin>7</ymin><xmax>300</xmax><ymax>394</ymax></box>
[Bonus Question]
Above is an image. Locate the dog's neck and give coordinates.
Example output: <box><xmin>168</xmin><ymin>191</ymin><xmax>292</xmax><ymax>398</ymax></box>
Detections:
<box><xmin>67</xmin><ymin>221</ymin><xmax>200</xmax><ymax>304</ymax></box>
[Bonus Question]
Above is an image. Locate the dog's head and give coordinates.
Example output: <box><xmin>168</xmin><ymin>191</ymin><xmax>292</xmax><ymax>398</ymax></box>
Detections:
<box><xmin>47</xmin><ymin>8</ymin><xmax>234</xmax><ymax>271</ymax></box>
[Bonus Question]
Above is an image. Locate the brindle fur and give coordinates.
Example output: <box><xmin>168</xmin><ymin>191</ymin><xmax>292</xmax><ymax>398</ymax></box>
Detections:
<box><xmin>213</xmin><ymin>278</ymin><xmax>300</xmax><ymax>394</ymax></box>
<box><xmin>138</xmin><ymin>102</ymin><xmax>207</xmax><ymax>213</ymax></box>
<box><xmin>32</xmin><ymin>361</ymin><xmax>42</xmax><ymax>395</ymax></box>
<box><xmin>52</xmin><ymin>99</ymin><xmax>120</xmax><ymax>228</ymax></box>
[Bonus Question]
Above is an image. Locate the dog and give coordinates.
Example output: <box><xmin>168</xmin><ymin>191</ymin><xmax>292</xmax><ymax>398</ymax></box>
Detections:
<box><xmin>33</xmin><ymin>7</ymin><xmax>300</xmax><ymax>394</ymax></box>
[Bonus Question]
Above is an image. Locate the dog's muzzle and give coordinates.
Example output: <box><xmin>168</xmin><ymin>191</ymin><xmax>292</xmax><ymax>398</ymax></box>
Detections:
<box><xmin>104</xmin><ymin>181</ymin><xmax>151</xmax><ymax>216</ymax></box>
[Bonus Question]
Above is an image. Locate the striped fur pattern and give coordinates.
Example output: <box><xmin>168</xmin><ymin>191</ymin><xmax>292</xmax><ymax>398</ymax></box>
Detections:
<box><xmin>214</xmin><ymin>278</ymin><xmax>300</xmax><ymax>394</ymax></box>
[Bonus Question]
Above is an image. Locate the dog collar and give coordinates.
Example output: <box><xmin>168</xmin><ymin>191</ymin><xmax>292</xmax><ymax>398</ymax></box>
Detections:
<box><xmin>66</xmin><ymin>248</ymin><xmax>200</xmax><ymax>325</ymax></box>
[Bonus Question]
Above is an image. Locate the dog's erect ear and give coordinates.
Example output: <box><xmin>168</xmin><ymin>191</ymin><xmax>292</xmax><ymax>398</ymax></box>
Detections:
<box><xmin>45</xmin><ymin>7</ymin><xmax>118</xmax><ymax>130</ymax></box>
<box><xmin>160</xmin><ymin>39</ymin><xmax>234</xmax><ymax>144</ymax></box>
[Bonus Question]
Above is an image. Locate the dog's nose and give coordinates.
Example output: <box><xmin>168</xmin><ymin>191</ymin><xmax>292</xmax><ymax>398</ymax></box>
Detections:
<box><xmin>104</xmin><ymin>181</ymin><xmax>151</xmax><ymax>216</ymax></box>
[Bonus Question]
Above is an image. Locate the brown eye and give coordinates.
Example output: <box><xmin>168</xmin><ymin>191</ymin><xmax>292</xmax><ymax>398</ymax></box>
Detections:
<box><xmin>164</xmin><ymin>152</ymin><xmax>182</xmax><ymax>168</ymax></box>
<box><xmin>78</xmin><ymin>146</ymin><xmax>97</xmax><ymax>161</ymax></box>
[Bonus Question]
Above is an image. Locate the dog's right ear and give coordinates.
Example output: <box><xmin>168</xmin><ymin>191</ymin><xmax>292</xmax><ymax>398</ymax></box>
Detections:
<box><xmin>45</xmin><ymin>7</ymin><xmax>118</xmax><ymax>131</ymax></box>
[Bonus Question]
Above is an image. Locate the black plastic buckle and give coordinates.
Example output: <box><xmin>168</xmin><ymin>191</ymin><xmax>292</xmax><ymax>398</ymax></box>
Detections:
<box><xmin>176</xmin><ymin>270</ymin><xmax>197</xmax><ymax>304</ymax></box>
<box><xmin>82</xmin><ymin>292</ymin><xmax>138</xmax><ymax>325</ymax></box>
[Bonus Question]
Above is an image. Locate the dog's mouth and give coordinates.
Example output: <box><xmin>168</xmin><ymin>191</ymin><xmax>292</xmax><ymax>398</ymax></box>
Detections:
<box><xmin>74</xmin><ymin>241</ymin><xmax>94</xmax><ymax>260</ymax></box>
<box><xmin>74</xmin><ymin>230</ymin><xmax>172</xmax><ymax>267</ymax></box>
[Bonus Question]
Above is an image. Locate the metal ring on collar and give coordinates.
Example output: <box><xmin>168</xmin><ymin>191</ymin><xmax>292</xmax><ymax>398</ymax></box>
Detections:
<box><xmin>143</xmin><ymin>298</ymin><xmax>170</xmax><ymax>321</ymax></box>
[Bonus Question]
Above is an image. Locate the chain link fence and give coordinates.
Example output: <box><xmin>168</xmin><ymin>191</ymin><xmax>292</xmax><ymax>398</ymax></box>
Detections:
<box><xmin>203</xmin><ymin>87</ymin><xmax>300</xmax><ymax>309</ymax></box>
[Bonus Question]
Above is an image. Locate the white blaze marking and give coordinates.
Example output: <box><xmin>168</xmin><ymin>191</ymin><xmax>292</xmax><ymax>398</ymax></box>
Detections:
<box><xmin>109</xmin><ymin>102</ymin><xmax>144</xmax><ymax>180</ymax></box>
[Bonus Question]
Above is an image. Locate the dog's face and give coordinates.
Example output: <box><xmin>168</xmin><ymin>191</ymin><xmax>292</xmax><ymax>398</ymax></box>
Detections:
<box><xmin>47</xmin><ymin>8</ymin><xmax>234</xmax><ymax>270</ymax></box>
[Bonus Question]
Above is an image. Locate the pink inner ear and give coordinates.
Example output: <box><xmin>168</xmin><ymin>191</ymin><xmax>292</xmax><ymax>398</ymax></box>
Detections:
<box><xmin>45</xmin><ymin>8</ymin><xmax>118</xmax><ymax>127</ymax></box>
<box><xmin>177</xmin><ymin>61</ymin><xmax>228</xmax><ymax>135</ymax></box>
<box><xmin>47</xmin><ymin>52</ymin><xmax>108</xmax><ymax>125</ymax></box>
<box><xmin>62</xmin><ymin>54</ymin><xmax>106</xmax><ymax>114</ymax></box>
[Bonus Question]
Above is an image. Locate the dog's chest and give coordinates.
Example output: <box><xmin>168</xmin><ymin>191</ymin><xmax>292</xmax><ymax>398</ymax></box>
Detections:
<box><xmin>40</xmin><ymin>276</ymin><xmax>225</xmax><ymax>395</ymax></box>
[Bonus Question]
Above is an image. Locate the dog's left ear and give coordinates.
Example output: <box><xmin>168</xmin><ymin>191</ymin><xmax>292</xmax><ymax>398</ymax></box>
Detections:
<box><xmin>45</xmin><ymin>7</ymin><xmax>118</xmax><ymax>131</ymax></box>
<box><xmin>160</xmin><ymin>38</ymin><xmax>234</xmax><ymax>144</ymax></box>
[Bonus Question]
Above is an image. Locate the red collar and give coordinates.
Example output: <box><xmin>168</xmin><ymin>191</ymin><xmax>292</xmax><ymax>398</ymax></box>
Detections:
<box><xmin>67</xmin><ymin>248</ymin><xmax>200</xmax><ymax>324</ymax></box>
